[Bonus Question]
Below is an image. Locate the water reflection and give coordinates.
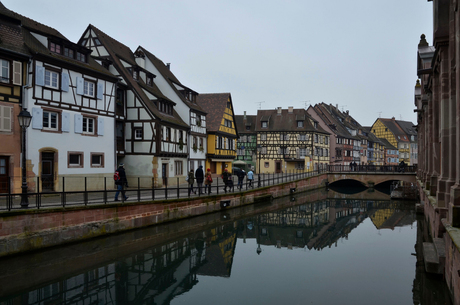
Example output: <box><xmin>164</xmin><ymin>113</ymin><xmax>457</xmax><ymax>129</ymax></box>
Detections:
<box><xmin>0</xmin><ymin>194</ymin><xmax>451</xmax><ymax>305</ymax></box>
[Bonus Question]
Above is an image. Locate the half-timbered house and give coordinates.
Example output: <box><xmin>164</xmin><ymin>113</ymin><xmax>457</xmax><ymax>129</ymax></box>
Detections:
<box><xmin>134</xmin><ymin>46</ymin><xmax>207</xmax><ymax>172</ymax></box>
<box><xmin>234</xmin><ymin>111</ymin><xmax>257</xmax><ymax>171</ymax></box>
<box><xmin>196</xmin><ymin>93</ymin><xmax>237</xmax><ymax>175</ymax></box>
<box><xmin>79</xmin><ymin>25</ymin><xmax>189</xmax><ymax>187</ymax></box>
<box><xmin>371</xmin><ymin>118</ymin><xmax>412</xmax><ymax>164</ymax></box>
<box><xmin>255</xmin><ymin>107</ymin><xmax>330</xmax><ymax>174</ymax></box>
<box><xmin>0</xmin><ymin>4</ymin><xmax>119</xmax><ymax>192</ymax></box>
<box><xmin>0</xmin><ymin>5</ymin><xmax>31</xmax><ymax>193</ymax></box>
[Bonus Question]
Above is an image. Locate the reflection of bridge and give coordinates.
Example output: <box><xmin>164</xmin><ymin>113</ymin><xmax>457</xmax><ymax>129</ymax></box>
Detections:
<box><xmin>327</xmin><ymin>172</ymin><xmax>416</xmax><ymax>187</ymax></box>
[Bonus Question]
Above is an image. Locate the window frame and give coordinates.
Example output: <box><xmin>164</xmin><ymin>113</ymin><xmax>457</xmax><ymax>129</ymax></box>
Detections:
<box><xmin>44</xmin><ymin>69</ymin><xmax>60</xmax><ymax>89</ymax></box>
<box><xmin>82</xmin><ymin>115</ymin><xmax>97</xmax><ymax>135</ymax></box>
<box><xmin>0</xmin><ymin>59</ymin><xmax>9</xmax><ymax>83</ymax></box>
<box><xmin>68</xmin><ymin>151</ymin><xmax>84</xmax><ymax>168</ymax></box>
<box><xmin>90</xmin><ymin>152</ymin><xmax>105</xmax><ymax>168</ymax></box>
<box><xmin>43</xmin><ymin>110</ymin><xmax>60</xmax><ymax>131</ymax></box>
<box><xmin>134</xmin><ymin>127</ymin><xmax>143</xmax><ymax>140</ymax></box>
<box><xmin>83</xmin><ymin>79</ymin><xmax>96</xmax><ymax>97</ymax></box>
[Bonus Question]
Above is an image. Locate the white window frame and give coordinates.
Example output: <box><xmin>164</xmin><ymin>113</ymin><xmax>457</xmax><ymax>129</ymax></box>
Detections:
<box><xmin>1</xmin><ymin>59</ymin><xmax>9</xmax><ymax>83</ymax></box>
<box><xmin>84</xmin><ymin>80</ymin><xmax>95</xmax><ymax>97</ymax></box>
<box><xmin>44</xmin><ymin>70</ymin><xmax>59</xmax><ymax>89</ymax></box>
<box><xmin>43</xmin><ymin>110</ymin><xmax>59</xmax><ymax>131</ymax></box>
<box><xmin>90</xmin><ymin>153</ymin><xmax>104</xmax><ymax>168</ymax></box>
<box><xmin>134</xmin><ymin>128</ymin><xmax>143</xmax><ymax>140</ymax></box>
<box><xmin>261</xmin><ymin>121</ymin><xmax>267</xmax><ymax>128</ymax></box>
<box><xmin>297</xmin><ymin>120</ymin><xmax>303</xmax><ymax>127</ymax></box>
<box><xmin>82</xmin><ymin>117</ymin><xmax>95</xmax><ymax>134</ymax></box>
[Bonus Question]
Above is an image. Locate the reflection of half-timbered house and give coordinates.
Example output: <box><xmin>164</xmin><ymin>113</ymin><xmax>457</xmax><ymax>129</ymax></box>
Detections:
<box><xmin>255</xmin><ymin>107</ymin><xmax>330</xmax><ymax>173</ymax></box>
<box><xmin>80</xmin><ymin>25</ymin><xmax>189</xmax><ymax>186</ymax></box>
<box><xmin>196</xmin><ymin>93</ymin><xmax>238</xmax><ymax>174</ymax></box>
<box><xmin>1</xmin><ymin>4</ymin><xmax>119</xmax><ymax>192</ymax></box>
<box><xmin>234</xmin><ymin>111</ymin><xmax>257</xmax><ymax>171</ymax></box>
<box><xmin>134</xmin><ymin>47</ymin><xmax>207</xmax><ymax>172</ymax></box>
<box><xmin>0</xmin><ymin>5</ymin><xmax>31</xmax><ymax>193</ymax></box>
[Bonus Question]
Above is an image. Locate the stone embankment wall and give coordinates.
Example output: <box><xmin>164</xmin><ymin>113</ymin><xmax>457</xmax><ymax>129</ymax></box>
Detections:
<box><xmin>0</xmin><ymin>174</ymin><xmax>327</xmax><ymax>257</ymax></box>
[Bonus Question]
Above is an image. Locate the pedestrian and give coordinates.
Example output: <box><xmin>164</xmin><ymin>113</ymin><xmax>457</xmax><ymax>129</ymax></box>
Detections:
<box><xmin>221</xmin><ymin>168</ymin><xmax>230</xmax><ymax>192</ymax></box>
<box><xmin>349</xmin><ymin>161</ymin><xmax>353</xmax><ymax>171</ymax></box>
<box><xmin>399</xmin><ymin>160</ymin><xmax>406</xmax><ymax>173</ymax></box>
<box><xmin>195</xmin><ymin>165</ymin><xmax>204</xmax><ymax>195</ymax></box>
<box><xmin>237</xmin><ymin>169</ymin><xmax>246</xmax><ymax>190</ymax></box>
<box><xmin>353</xmin><ymin>161</ymin><xmax>357</xmax><ymax>171</ymax></box>
<box><xmin>247</xmin><ymin>169</ymin><xmax>254</xmax><ymax>188</ymax></box>
<box><xmin>204</xmin><ymin>168</ymin><xmax>213</xmax><ymax>194</ymax></box>
<box><xmin>188</xmin><ymin>169</ymin><xmax>196</xmax><ymax>196</ymax></box>
<box><xmin>114</xmin><ymin>163</ymin><xmax>129</xmax><ymax>201</ymax></box>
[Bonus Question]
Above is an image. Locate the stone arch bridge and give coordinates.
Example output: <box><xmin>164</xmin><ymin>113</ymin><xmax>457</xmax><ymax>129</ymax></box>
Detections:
<box><xmin>327</xmin><ymin>172</ymin><xmax>416</xmax><ymax>188</ymax></box>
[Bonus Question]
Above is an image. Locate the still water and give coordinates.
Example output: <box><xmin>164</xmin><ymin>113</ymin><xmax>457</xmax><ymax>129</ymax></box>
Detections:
<box><xmin>0</xmin><ymin>189</ymin><xmax>452</xmax><ymax>305</ymax></box>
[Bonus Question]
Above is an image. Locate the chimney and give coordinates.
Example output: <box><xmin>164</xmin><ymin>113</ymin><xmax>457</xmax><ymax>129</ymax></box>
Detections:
<box><xmin>277</xmin><ymin>107</ymin><xmax>282</xmax><ymax>115</ymax></box>
<box><xmin>166</xmin><ymin>63</ymin><xmax>171</xmax><ymax>70</ymax></box>
<box><xmin>244</xmin><ymin>111</ymin><xmax>246</xmax><ymax>120</ymax></box>
<box><xmin>288</xmin><ymin>106</ymin><xmax>293</xmax><ymax>113</ymax></box>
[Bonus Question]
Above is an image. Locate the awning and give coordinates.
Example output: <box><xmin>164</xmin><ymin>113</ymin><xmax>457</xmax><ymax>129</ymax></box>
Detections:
<box><xmin>233</xmin><ymin>160</ymin><xmax>247</xmax><ymax>165</ymax></box>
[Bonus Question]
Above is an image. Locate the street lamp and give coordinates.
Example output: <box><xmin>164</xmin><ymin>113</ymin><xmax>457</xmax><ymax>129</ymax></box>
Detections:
<box><xmin>257</xmin><ymin>144</ymin><xmax>261</xmax><ymax>187</ymax></box>
<box><xmin>18</xmin><ymin>108</ymin><xmax>32</xmax><ymax>208</ymax></box>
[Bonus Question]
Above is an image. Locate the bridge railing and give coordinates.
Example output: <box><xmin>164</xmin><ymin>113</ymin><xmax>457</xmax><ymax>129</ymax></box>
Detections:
<box><xmin>327</xmin><ymin>164</ymin><xmax>417</xmax><ymax>173</ymax></box>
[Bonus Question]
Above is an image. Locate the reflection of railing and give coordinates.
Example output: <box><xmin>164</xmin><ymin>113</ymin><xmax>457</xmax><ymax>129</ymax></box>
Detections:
<box><xmin>328</xmin><ymin>164</ymin><xmax>417</xmax><ymax>173</ymax></box>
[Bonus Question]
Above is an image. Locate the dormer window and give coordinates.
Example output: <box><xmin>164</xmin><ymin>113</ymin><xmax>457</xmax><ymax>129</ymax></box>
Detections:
<box><xmin>297</xmin><ymin>120</ymin><xmax>304</xmax><ymax>127</ymax></box>
<box><xmin>261</xmin><ymin>121</ymin><xmax>267</xmax><ymax>128</ymax></box>
<box><xmin>314</xmin><ymin>122</ymin><xmax>318</xmax><ymax>128</ymax></box>
<box><xmin>64</xmin><ymin>47</ymin><xmax>74</xmax><ymax>58</ymax></box>
<box><xmin>158</xmin><ymin>101</ymin><xmax>173</xmax><ymax>115</ymax></box>
<box><xmin>76</xmin><ymin>52</ymin><xmax>86</xmax><ymax>63</ymax></box>
<box><xmin>132</xmin><ymin>69</ymin><xmax>138</xmax><ymax>80</ymax></box>
<box><xmin>146</xmin><ymin>75</ymin><xmax>153</xmax><ymax>86</ymax></box>
<box><xmin>49</xmin><ymin>42</ymin><xmax>61</xmax><ymax>54</ymax></box>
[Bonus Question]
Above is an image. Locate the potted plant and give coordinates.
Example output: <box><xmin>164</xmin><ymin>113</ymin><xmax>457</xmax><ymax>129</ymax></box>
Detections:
<box><xmin>193</xmin><ymin>144</ymin><xmax>198</xmax><ymax>153</ymax></box>
<box><xmin>199</xmin><ymin>146</ymin><xmax>204</xmax><ymax>152</ymax></box>
<box><xmin>179</xmin><ymin>139</ymin><xmax>184</xmax><ymax>151</ymax></box>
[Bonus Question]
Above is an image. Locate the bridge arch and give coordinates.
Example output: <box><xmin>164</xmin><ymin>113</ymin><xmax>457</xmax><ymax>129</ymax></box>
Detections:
<box><xmin>327</xmin><ymin>173</ymin><xmax>416</xmax><ymax>188</ymax></box>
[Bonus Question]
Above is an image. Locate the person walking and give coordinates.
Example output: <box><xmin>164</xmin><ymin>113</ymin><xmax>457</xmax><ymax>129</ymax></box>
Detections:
<box><xmin>114</xmin><ymin>163</ymin><xmax>128</xmax><ymax>201</ymax></box>
<box><xmin>204</xmin><ymin>168</ymin><xmax>213</xmax><ymax>194</ymax></box>
<box><xmin>237</xmin><ymin>169</ymin><xmax>246</xmax><ymax>190</ymax></box>
<box><xmin>221</xmin><ymin>168</ymin><xmax>230</xmax><ymax>192</ymax></box>
<box><xmin>195</xmin><ymin>165</ymin><xmax>204</xmax><ymax>195</ymax></box>
<box><xmin>187</xmin><ymin>169</ymin><xmax>196</xmax><ymax>196</ymax></box>
<box><xmin>247</xmin><ymin>169</ymin><xmax>254</xmax><ymax>188</ymax></box>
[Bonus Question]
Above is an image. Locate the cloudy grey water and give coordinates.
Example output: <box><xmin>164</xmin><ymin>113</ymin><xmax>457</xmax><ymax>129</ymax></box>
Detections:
<box><xmin>0</xmin><ymin>194</ymin><xmax>452</xmax><ymax>305</ymax></box>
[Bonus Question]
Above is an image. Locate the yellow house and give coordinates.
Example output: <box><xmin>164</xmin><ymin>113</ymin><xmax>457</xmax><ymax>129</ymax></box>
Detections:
<box><xmin>255</xmin><ymin>107</ymin><xmax>330</xmax><ymax>174</ymax></box>
<box><xmin>371</xmin><ymin>118</ymin><xmax>411</xmax><ymax>164</ymax></box>
<box><xmin>196</xmin><ymin>93</ymin><xmax>238</xmax><ymax>174</ymax></box>
<box><xmin>0</xmin><ymin>14</ymin><xmax>31</xmax><ymax>194</ymax></box>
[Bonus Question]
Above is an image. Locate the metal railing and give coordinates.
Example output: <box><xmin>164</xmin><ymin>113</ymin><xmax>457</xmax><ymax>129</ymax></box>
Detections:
<box><xmin>0</xmin><ymin>165</ymin><xmax>415</xmax><ymax>211</ymax></box>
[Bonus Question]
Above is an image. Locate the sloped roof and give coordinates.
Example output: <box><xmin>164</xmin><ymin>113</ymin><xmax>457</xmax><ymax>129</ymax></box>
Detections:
<box><xmin>378</xmin><ymin>118</ymin><xmax>410</xmax><ymax>142</ymax></box>
<box><xmin>311</xmin><ymin>103</ymin><xmax>356</xmax><ymax>138</ymax></box>
<box><xmin>138</xmin><ymin>46</ymin><xmax>206</xmax><ymax>114</ymax></box>
<box><xmin>255</xmin><ymin>108</ymin><xmax>329</xmax><ymax>134</ymax></box>
<box><xmin>197</xmin><ymin>93</ymin><xmax>236</xmax><ymax>133</ymax></box>
<box><xmin>378</xmin><ymin>138</ymin><xmax>397</xmax><ymax>150</ymax></box>
<box><xmin>0</xmin><ymin>17</ymin><xmax>30</xmax><ymax>57</ymax></box>
<box><xmin>234</xmin><ymin>114</ymin><xmax>257</xmax><ymax>134</ymax></box>
<box><xmin>395</xmin><ymin>120</ymin><xmax>417</xmax><ymax>137</ymax></box>
<box><xmin>87</xmin><ymin>25</ymin><xmax>187</xmax><ymax>128</ymax></box>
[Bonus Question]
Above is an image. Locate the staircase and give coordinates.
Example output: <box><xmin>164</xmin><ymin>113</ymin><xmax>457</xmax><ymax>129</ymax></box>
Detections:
<box><xmin>423</xmin><ymin>238</ymin><xmax>446</xmax><ymax>274</ymax></box>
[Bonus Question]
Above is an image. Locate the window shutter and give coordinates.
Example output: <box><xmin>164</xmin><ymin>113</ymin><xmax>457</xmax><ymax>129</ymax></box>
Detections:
<box><xmin>277</xmin><ymin>147</ymin><xmax>281</xmax><ymax>154</ymax></box>
<box><xmin>296</xmin><ymin>148</ymin><xmax>300</xmax><ymax>159</ymax></box>
<box><xmin>12</xmin><ymin>61</ymin><xmax>22</xmax><ymax>85</ymax></box>
<box><xmin>76</xmin><ymin>77</ymin><xmax>84</xmax><ymax>95</ymax></box>
<box><xmin>0</xmin><ymin>106</ymin><xmax>11</xmax><ymax>132</ymax></box>
<box><xmin>287</xmin><ymin>134</ymin><xmax>290</xmax><ymax>141</ymax></box>
<box><xmin>286</xmin><ymin>147</ymin><xmax>290</xmax><ymax>154</ymax></box>
<box><xmin>62</xmin><ymin>112</ymin><xmax>70</xmax><ymax>132</ymax></box>
<box><xmin>61</xmin><ymin>73</ymin><xmax>69</xmax><ymax>92</ymax></box>
<box><xmin>74</xmin><ymin>114</ymin><xmax>83</xmax><ymax>133</ymax></box>
<box><xmin>35</xmin><ymin>66</ymin><xmax>45</xmax><ymax>86</ymax></box>
<box><xmin>97</xmin><ymin>117</ymin><xmax>104</xmax><ymax>135</ymax></box>
<box><xmin>97</xmin><ymin>82</ymin><xmax>104</xmax><ymax>99</ymax></box>
<box><xmin>32</xmin><ymin>107</ymin><xmax>43</xmax><ymax>129</ymax></box>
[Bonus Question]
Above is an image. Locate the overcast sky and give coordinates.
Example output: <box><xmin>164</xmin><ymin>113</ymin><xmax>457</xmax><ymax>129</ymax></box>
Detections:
<box><xmin>5</xmin><ymin>0</ymin><xmax>433</xmax><ymax>127</ymax></box>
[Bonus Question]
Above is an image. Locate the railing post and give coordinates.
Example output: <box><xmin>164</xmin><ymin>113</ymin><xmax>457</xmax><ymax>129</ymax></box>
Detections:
<box><xmin>217</xmin><ymin>177</ymin><xmax>219</xmax><ymax>195</ymax></box>
<box><xmin>138</xmin><ymin>177</ymin><xmax>141</xmax><ymax>202</ymax></box>
<box><xmin>152</xmin><ymin>177</ymin><xmax>155</xmax><ymax>201</ymax></box>
<box><xmin>165</xmin><ymin>177</ymin><xmax>168</xmax><ymax>200</ymax></box>
<box><xmin>84</xmin><ymin>177</ymin><xmax>88</xmax><ymax>206</ymax></box>
<box><xmin>36</xmin><ymin>176</ymin><xmax>40</xmax><ymax>209</ymax></box>
<box><xmin>177</xmin><ymin>177</ymin><xmax>180</xmax><ymax>198</ymax></box>
<box><xmin>104</xmin><ymin>177</ymin><xmax>107</xmax><ymax>204</ymax></box>
<box><xmin>62</xmin><ymin>177</ymin><xmax>66</xmax><ymax>208</ymax></box>
<box><xmin>7</xmin><ymin>177</ymin><xmax>11</xmax><ymax>211</ymax></box>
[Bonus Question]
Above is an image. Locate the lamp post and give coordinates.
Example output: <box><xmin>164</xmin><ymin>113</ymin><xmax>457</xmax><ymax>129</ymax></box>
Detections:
<box><xmin>257</xmin><ymin>144</ymin><xmax>261</xmax><ymax>187</ymax></box>
<box><xmin>18</xmin><ymin>108</ymin><xmax>32</xmax><ymax>208</ymax></box>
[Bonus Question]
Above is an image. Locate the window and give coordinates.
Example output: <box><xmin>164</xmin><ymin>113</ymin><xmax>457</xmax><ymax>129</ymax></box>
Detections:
<box><xmin>224</xmin><ymin>119</ymin><xmax>232</xmax><ymax>128</ymax></box>
<box><xmin>314</xmin><ymin>134</ymin><xmax>318</xmax><ymax>143</ymax></box>
<box><xmin>261</xmin><ymin>121</ymin><xmax>267</xmax><ymax>128</ymax></box>
<box><xmin>325</xmin><ymin>136</ymin><xmax>328</xmax><ymax>145</ymax></box>
<box><xmin>134</xmin><ymin>128</ymin><xmax>143</xmax><ymax>140</ymax></box>
<box><xmin>76</xmin><ymin>52</ymin><xmax>86</xmax><ymax>63</ymax></box>
<box><xmin>1</xmin><ymin>59</ymin><xmax>9</xmax><ymax>83</ymax></box>
<box><xmin>300</xmin><ymin>134</ymin><xmax>306</xmax><ymax>141</ymax></box>
<box><xmin>45</xmin><ymin>70</ymin><xmax>59</xmax><ymax>89</ymax></box>
<box><xmin>146</xmin><ymin>75</ymin><xmax>153</xmax><ymax>86</ymax></box>
<box><xmin>261</xmin><ymin>134</ymin><xmax>267</xmax><ymax>141</ymax></box>
<box><xmin>84</xmin><ymin>80</ymin><xmax>95</xmax><ymax>97</ymax></box>
<box><xmin>83</xmin><ymin>117</ymin><xmax>94</xmax><ymax>134</ymax></box>
<box><xmin>246</xmin><ymin>126</ymin><xmax>250</xmax><ymax>131</ymax></box>
<box><xmin>43</xmin><ymin>111</ymin><xmax>58</xmax><ymax>130</ymax></box>
<box><xmin>49</xmin><ymin>42</ymin><xmax>61</xmax><ymax>54</ymax></box>
<box><xmin>0</xmin><ymin>105</ymin><xmax>12</xmax><ymax>132</ymax></box>
<box><xmin>264</xmin><ymin>162</ymin><xmax>269</xmax><ymax>168</ymax></box>
<box><xmin>132</xmin><ymin>70</ymin><xmax>138</xmax><ymax>80</ymax></box>
<box><xmin>64</xmin><ymin>47</ymin><xmax>74</xmax><ymax>58</ymax></box>
<box><xmin>175</xmin><ymin>161</ymin><xmax>183</xmax><ymax>175</ymax></box>
<box><xmin>297</xmin><ymin>120</ymin><xmax>304</xmax><ymax>127</ymax></box>
<box><xmin>94</xmin><ymin>38</ymin><xmax>102</xmax><ymax>46</ymax></box>
<box><xmin>165</xmin><ymin>127</ymin><xmax>171</xmax><ymax>141</ymax></box>
<box><xmin>90</xmin><ymin>153</ymin><xmax>104</xmax><ymax>168</ymax></box>
<box><xmin>299</xmin><ymin>148</ymin><xmax>306</xmax><ymax>158</ymax></box>
<box><xmin>68</xmin><ymin>152</ymin><xmax>83</xmax><ymax>168</ymax></box>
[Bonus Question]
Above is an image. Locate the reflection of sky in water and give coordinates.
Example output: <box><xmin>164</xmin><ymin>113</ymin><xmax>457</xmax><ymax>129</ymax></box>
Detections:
<box><xmin>173</xmin><ymin>218</ymin><xmax>416</xmax><ymax>305</ymax></box>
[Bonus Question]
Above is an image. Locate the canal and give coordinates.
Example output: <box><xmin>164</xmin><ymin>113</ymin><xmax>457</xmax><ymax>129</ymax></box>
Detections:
<box><xmin>0</xmin><ymin>188</ymin><xmax>452</xmax><ymax>305</ymax></box>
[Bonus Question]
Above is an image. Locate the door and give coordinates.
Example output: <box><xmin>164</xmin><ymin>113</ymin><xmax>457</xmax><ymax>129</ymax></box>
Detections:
<box><xmin>162</xmin><ymin>163</ymin><xmax>168</xmax><ymax>186</ymax></box>
<box><xmin>41</xmin><ymin>152</ymin><xmax>54</xmax><ymax>191</ymax></box>
<box><xmin>0</xmin><ymin>157</ymin><xmax>9</xmax><ymax>193</ymax></box>
<box><xmin>210</xmin><ymin>162</ymin><xmax>216</xmax><ymax>174</ymax></box>
<box><xmin>275</xmin><ymin>161</ymin><xmax>282</xmax><ymax>173</ymax></box>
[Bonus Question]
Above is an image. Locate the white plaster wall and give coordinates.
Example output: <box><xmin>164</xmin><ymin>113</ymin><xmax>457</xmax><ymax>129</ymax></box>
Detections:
<box><xmin>122</xmin><ymin>155</ymin><xmax>153</xmax><ymax>177</ymax></box>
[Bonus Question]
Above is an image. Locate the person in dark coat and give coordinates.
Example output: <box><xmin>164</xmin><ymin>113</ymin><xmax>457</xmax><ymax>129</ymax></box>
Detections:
<box><xmin>195</xmin><ymin>165</ymin><xmax>204</xmax><ymax>195</ymax></box>
<box><xmin>115</xmin><ymin>163</ymin><xmax>128</xmax><ymax>201</ymax></box>
<box><xmin>222</xmin><ymin>168</ymin><xmax>230</xmax><ymax>192</ymax></box>
<box><xmin>237</xmin><ymin>169</ymin><xmax>246</xmax><ymax>190</ymax></box>
<box><xmin>188</xmin><ymin>169</ymin><xmax>196</xmax><ymax>195</ymax></box>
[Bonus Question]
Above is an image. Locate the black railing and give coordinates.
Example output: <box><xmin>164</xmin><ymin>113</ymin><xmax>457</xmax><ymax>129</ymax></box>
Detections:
<box><xmin>0</xmin><ymin>165</ymin><xmax>415</xmax><ymax>211</ymax></box>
